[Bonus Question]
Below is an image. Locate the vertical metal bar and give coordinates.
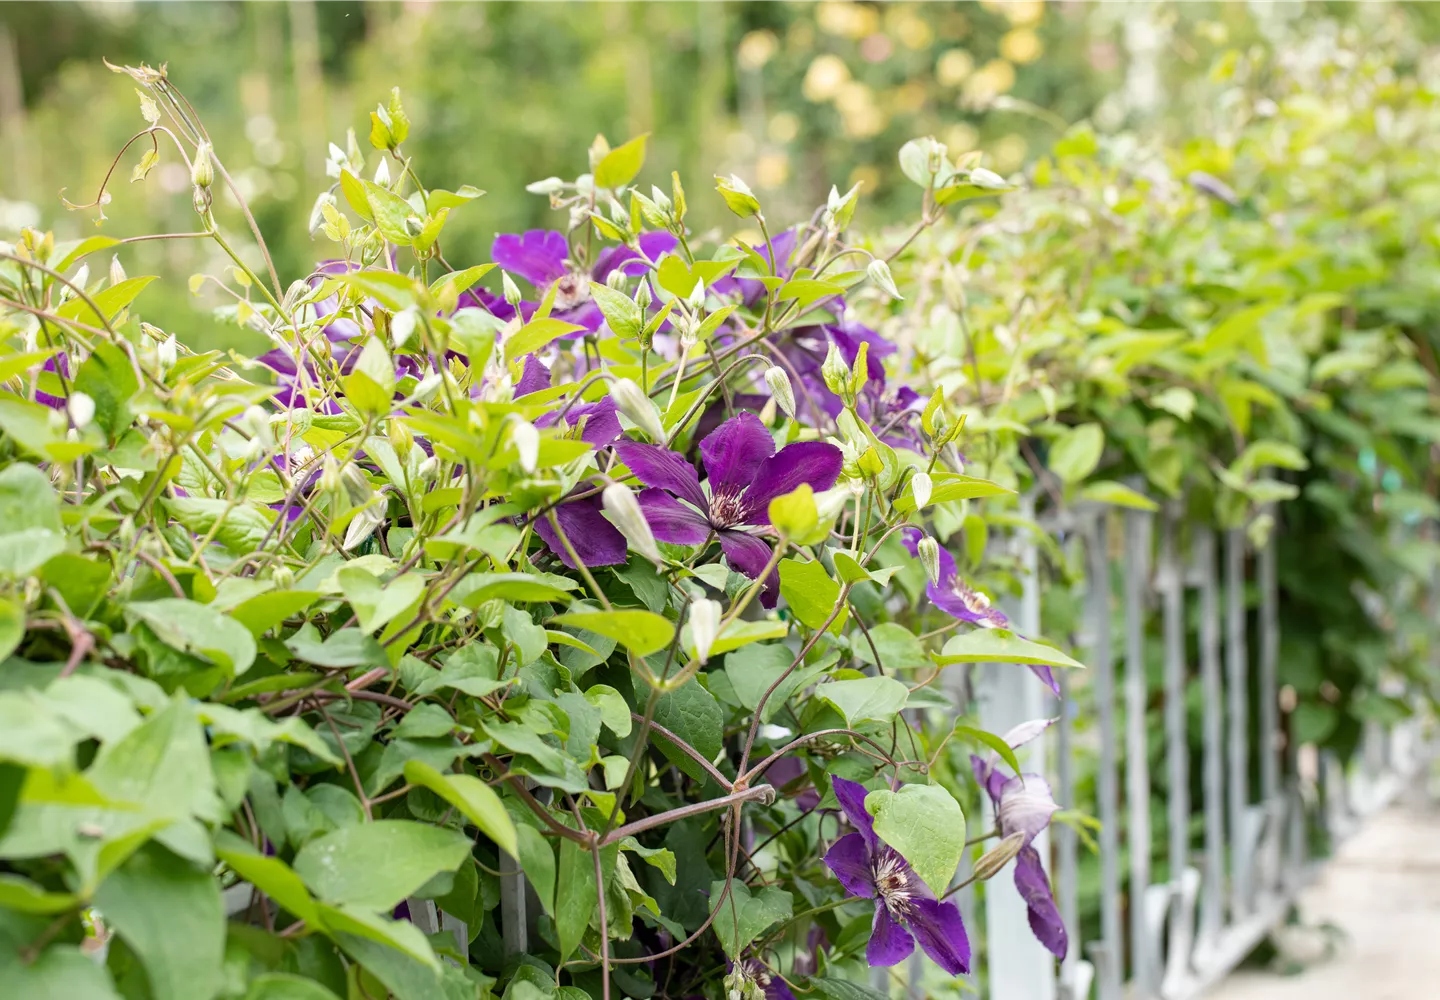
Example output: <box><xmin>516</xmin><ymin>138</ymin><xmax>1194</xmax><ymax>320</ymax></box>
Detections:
<box><xmin>500</xmin><ymin>851</ymin><xmax>527</xmax><ymax>958</ymax></box>
<box><xmin>1196</xmin><ymin>528</ymin><xmax>1226</xmax><ymax>950</ymax></box>
<box><xmin>1259</xmin><ymin>516</ymin><xmax>1280</xmax><ymax>805</ymax></box>
<box><xmin>1087</xmin><ymin>512</ymin><xmax>1123</xmax><ymax>1000</ymax></box>
<box><xmin>979</xmin><ymin>496</ymin><xmax>1057</xmax><ymax>1000</ymax></box>
<box><xmin>1224</xmin><ymin>529</ymin><xmax>1250</xmax><ymax>919</ymax></box>
<box><xmin>1162</xmin><ymin>508</ymin><xmax>1190</xmax><ymax>923</ymax></box>
<box><xmin>1123</xmin><ymin>508</ymin><xmax>1153</xmax><ymax>994</ymax></box>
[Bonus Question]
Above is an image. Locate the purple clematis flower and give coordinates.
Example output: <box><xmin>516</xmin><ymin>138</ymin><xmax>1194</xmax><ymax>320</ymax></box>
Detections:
<box><xmin>533</xmin><ymin>489</ymin><xmax>628</xmax><ymax>569</ymax></box>
<box><xmin>535</xmin><ymin>397</ymin><xmax>622</xmax><ymax>449</ymax></box>
<box><xmin>823</xmin><ymin>776</ymin><xmax>971</xmax><ymax>975</ymax></box>
<box><xmin>491</xmin><ymin>229</ymin><xmax>677</xmax><ymax>335</ymax></box>
<box><xmin>726</xmin><ymin>959</ymin><xmax>796</xmax><ymax>1000</ymax></box>
<box><xmin>613</xmin><ymin>412</ymin><xmax>842</xmax><ymax>607</ymax></box>
<box><xmin>901</xmin><ymin>528</ymin><xmax>1059</xmax><ymax>697</ymax></box>
<box><xmin>970</xmin><ymin>719</ymin><xmax>1067</xmax><ymax>960</ymax></box>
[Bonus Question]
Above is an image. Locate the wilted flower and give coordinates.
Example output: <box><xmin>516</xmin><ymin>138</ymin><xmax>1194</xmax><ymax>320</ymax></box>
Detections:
<box><xmin>823</xmin><ymin>776</ymin><xmax>971</xmax><ymax>974</ymax></box>
<box><xmin>901</xmin><ymin>528</ymin><xmax>1059</xmax><ymax>697</ymax></box>
<box><xmin>724</xmin><ymin>959</ymin><xmax>794</xmax><ymax>1000</ymax></box>
<box><xmin>970</xmin><ymin>719</ymin><xmax>1067</xmax><ymax>959</ymax></box>
<box><xmin>614</xmin><ymin>413</ymin><xmax>841</xmax><ymax>607</ymax></box>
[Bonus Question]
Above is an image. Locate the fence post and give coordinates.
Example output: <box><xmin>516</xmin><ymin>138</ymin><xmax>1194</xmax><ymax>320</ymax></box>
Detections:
<box><xmin>1122</xmin><ymin>507</ymin><xmax>1154</xmax><ymax>995</ymax></box>
<box><xmin>1084</xmin><ymin>510</ymin><xmax>1123</xmax><ymax>1000</ymax></box>
<box><xmin>978</xmin><ymin>493</ymin><xmax>1057</xmax><ymax>1000</ymax></box>
<box><xmin>1195</xmin><ymin>527</ymin><xmax>1226</xmax><ymax>958</ymax></box>
<box><xmin>1159</xmin><ymin>507</ymin><xmax>1198</xmax><ymax>996</ymax></box>
<box><xmin>1224</xmin><ymin>528</ymin><xmax>1252</xmax><ymax>919</ymax></box>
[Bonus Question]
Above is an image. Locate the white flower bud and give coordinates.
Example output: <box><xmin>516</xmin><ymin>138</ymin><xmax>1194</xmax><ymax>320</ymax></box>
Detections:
<box><xmin>62</xmin><ymin>265</ymin><xmax>89</xmax><ymax>302</ymax></box>
<box><xmin>968</xmin><ymin>166</ymin><xmax>1009</xmax><ymax>190</ymax></box>
<box><xmin>689</xmin><ymin>598</ymin><xmax>722</xmax><ymax>664</ymax></box>
<box><xmin>502</xmin><ymin>272</ymin><xmax>523</xmax><ymax>309</ymax></box>
<box><xmin>271</xmin><ymin>565</ymin><xmax>295</xmax><ymax>590</ymax></box>
<box><xmin>917</xmin><ymin>535</ymin><xmax>942</xmax><ymax>586</ymax></box>
<box><xmin>606</xmin><ymin>268</ymin><xmax>629</xmax><ymax>292</ymax></box>
<box><xmin>242</xmin><ymin>404</ymin><xmax>272</xmax><ymax>440</ymax></box>
<box><xmin>609</xmin><ymin>377</ymin><xmax>666</xmax><ymax>443</ymax></box>
<box><xmin>510</xmin><ymin>418</ymin><xmax>539</xmax><ymax>473</ymax></box>
<box><xmin>911</xmin><ymin>471</ymin><xmax>933</xmax><ymax>510</ymax></box>
<box><xmin>603</xmin><ymin>482</ymin><xmax>662</xmax><ymax>565</ymax></box>
<box><xmin>416</xmin><ymin>455</ymin><xmax>440</xmax><ymax>482</ymax></box>
<box><xmin>191</xmin><ymin>141</ymin><xmax>214</xmax><ymax>189</ymax></box>
<box><xmin>821</xmin><ymin>343</ymin><xmax>850</xmax><ymax>397</ymax></box>
<box><xmin>372</xmin><ymin>156</ymin><xmax>391</xmax><ymax>187</ymax></box>
<box><xmin>413</xmin><ymin>373</ymin><xmax>444</xmax><ymax>403</ymax></box>
<box><xmin>391</xmin><ymin>307</ymin><xmax>417</xmax><ymax>349</ymax></box>
<box><xmin>308</xmin><ymin>191</ymin><xmax>336</xmax><ymax>234</ymax></box>
<box><xmin>686</xmin><ymin>278</ymin><xmax>706</xmax><ymax>310</ymax></box>
<box><xmin>109</xmin><ymin>255</ymin><xmax>127</xmax><ymax>287</ymax></box>
<box><xmin>634</xmin><ymin>280</ymin><xmax>653</xmax><ymax>311</ymax></box>
<box><xmin>67</xmin><ymin>391</ymin><xmax>96</xmax><ymax>430</ymax></box>
<box><xmin>524</xmin><ymin>176</ymin><xmax>566</xmax><ymax>195</ymax></box>
<box><xmin>866</xmin><ymin>258</ymin><xmax>903</xmax><ymax>300</ymax></box>
<box><xmin>319</xmin><ymin>454</ymin><xmax>342</xmax><ymax>494</ymax></box>
<box><xmin>158</xmin><ymin>334</ymin><xmax>178</xmax><ymax>371</ymax></box>
<box><xmin>764</xmin><ymin>366</ymin><xmax>796</xmax><ymax>419</ymax></box>
<box><xmin>814</xmin><ymin>485</ymin><xmax>851</xmax><ymax>522</ymax></box>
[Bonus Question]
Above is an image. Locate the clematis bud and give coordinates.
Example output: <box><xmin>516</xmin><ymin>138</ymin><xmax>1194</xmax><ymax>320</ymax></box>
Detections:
<box><xmin>606</xmin><ymin>268</ymin><xmax>629</xmax><ymax>291</ymax></box>
<box><xmin>688</xmin><ymin>598</ymin><xmax>722</xmax><ymax>664</ymax></box>
<box><xmin>972</xmin><ymin>832</ymin><xmax>1026</xmax><ymax>882</ymax></box>
<box><xmin>109</xmin><ymin>255</ymin><xmax>127</xmax><ymax>286</ymax></box>
<box><xmin>242</xmin><ymin>404</ymin><xmax>272</xmax><ymax>445</ymax></box>
<box><xmin>390</xmin><ymin>307</ymin><xmax>417</xmax><ymax>349</ymax></box>
<box><xmin>372</xmin><ymin>157</ymin><xmax>391</xmax><ymax>187</ymax></box>
<box><xmin>63</xmin><ymin>265</ymin><xmax>88</xmax><ymax>301</ymax></box>
<box><xmin>190</xmin><ymin>141</ymin><xmax>214</xmax><ymax>189</ymax></box>
<box><xmin>67</xmin><ymin>391</ymin><xmax>96</xmax><ymax>430</ymax></box>
<box><xmin>867</xmin><ymin>258</ymin><xmax>903</xmax><ymax>300</ymax></box>
<box><xmin>158</xmin><ymin>334</ymin><xmax>177</xmax><ymax>370</ymax></box>
<box><xmin>416</xmin><ymin>455</ymin><xmax>439</xmax><ymax>482</ymax></box>
<box><xmin>609</xmin><ymin>377</ymin><xmax>666</xmax><ymax>443</ymax></box>
<box><xmin>413</xmin><ymin>373</ymin><xmax>444</xmax><ymax>403</ymax></box>
<box><xmin>387</xmin><ymin>418</ymin><xmax>413</xmax><ymax>458</ymax></box>
<box><xmin>764</xmin><ymin>366</ymin><xmax>796</xmax><ymax>419</ymax></box>
<box><xmin>821</xmin><ymin>343</ymin><xmax>850</xmax><ymax>398</ymax></box>
<box><xmin>911</xmin><ymin>471</ymin><xmax>933</xmax><ymax>511</ymax></box>
<box><xmin>319</xmin><ymin>454</ymin><xmax>342</xmax><ymax>494</ymax></box>
<box><xmin>308</xmin><ymin>191</ymin><xmax>336</xmax><ymax>234</ymax></box>
<box><xmin>686</xmin><ymin>278</ymin><xmax>706</xmax><ymax>310</ymax></box>
<box><xmin>602</xmin><ymin>483</ymin><xmax>662</xmax><ymax>564</ymax></box>
<box><xmin>510</xmin><ymin>418</ymin><xmax>539</xmax><ymax>473</ymax></box>
<box><xmin>525</xmin><ymin>176</ymin><xmax>566</xmax><ymax>195</ymax></box>
<box><xmin>271</xmin><ymin>565</ymin><xmax>294</xmax><ymax>590</ymax></box>
<box><xmin>633</xmin><ymin>279</ymin><xmax>653</xmax><ymax>311</ymax></box>
<box><xmin>917</xmin><ymin>535</ymin><xmax>942</xmax><ymax>585</ymax></box>
<box><xmin>501</xmin><ymin>272</ymin><xmax>523</xmax><ymax>310</ymax></box>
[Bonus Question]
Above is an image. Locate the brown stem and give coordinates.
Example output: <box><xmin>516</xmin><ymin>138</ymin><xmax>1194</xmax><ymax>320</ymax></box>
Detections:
<box><xmin>601</xmin><ymin>785</ymin><xmax>774</xmax><ymax>845</ymax></box>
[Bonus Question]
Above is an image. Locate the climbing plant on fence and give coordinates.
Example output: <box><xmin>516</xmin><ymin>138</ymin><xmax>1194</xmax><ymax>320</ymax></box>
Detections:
<box><xmin>0</xmin><ymin>26</ymin><xmax>1437</xmax><ymax>1000</ymax></box>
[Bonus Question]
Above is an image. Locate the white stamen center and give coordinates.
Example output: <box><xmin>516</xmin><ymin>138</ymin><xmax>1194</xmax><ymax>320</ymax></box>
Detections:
<box><xmin>872</xmin><ymin>849</ymin><xmax>915</xmax><ymax>917</ymax></box>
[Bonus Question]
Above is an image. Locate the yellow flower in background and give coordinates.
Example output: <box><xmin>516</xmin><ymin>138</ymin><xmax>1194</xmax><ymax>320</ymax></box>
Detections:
<box><xmin>755</xmin><ymin>151</ymin><xmax>791</xmax><ymax>190</ymax></box>
<box><xmin>981</xmin><ymin>0</ymin><xmax>1044</xmax><ymax>26</ymax></box>
<box><xmin>848</xmin><ymin>164</ymin><xmax>881</xmax><ymax>194</ymax></box>
<box><xmin>889</xmin><ymin>80</ymin><xmax>928</xmax><ymax>115</ymax></box>
<box><xmin>738</xmin><ymin>30</ymin><xmax>779</xmax><ymax>71</ymax></box>
<box><xmin>1000</xmin><ymin>28</ymin><xmax>1043</xmax><ymax>65</ymax></box>
<box><xmin>891</xmin><ymin>11</ymin><xmax>935</xmax><ymax>51</ymax></box>
<box><xmin>836</xmin><ymin>80</ymin><xmax>887</xmax><ymax>138</ymax></box>
<box><xmin>937</xmin><ymin>49</ymin><xmax>975</xmax><ymax>87</ymax></box>
<box><xmin>768</xmin><ymin>111</ymin><xmax>800</xmax><ymax>144</ymax></box>
<box><xmin>944</xmin><ymin>122</ymin><xmax>980</xmax><ymax>154</ymax></box>
<box><xmin>993</xmin><ymin>133</ymin><xmax>1029</xmax><ymax>172</ymax></box>
<box><xmin>803</xmin><ymin>54</ymin><xmax>851</xmax><ymax>102</ymax></box>
<box><xmin>964</xmin><ymin>59</ymin><xmax>1017</xmax><ymax>105</ymax></box>
<box><xmin>817</xmin><ymin>1</ymin><xmax>878</xmax><ymax>39</ymax></box>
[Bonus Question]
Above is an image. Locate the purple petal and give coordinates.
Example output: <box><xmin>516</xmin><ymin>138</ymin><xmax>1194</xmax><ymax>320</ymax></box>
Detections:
<box><xmin>867</xmin><ymin>903</ymin><xmax>915</xmax><ymax>967</ymax></box>
<box><xmin>1000</xmin><ymin>718</ymin><xmax>1057</xmax><ymax>751</ymax></box>
<box><xmin>909</xmin><ymin>897</ymin><xmax>972</xmax><ymax>975</ymax></box>
<box><xmin>998</xmin><ymin>775</ymin><xmax>1059</xmax><ymax>845</ymax></box>
<box><xmin>1015</xmin><ymin>845</ymin><xmax>1067</xmax><ymax>959</ymax></box>
<box><xmin>901</xmin><ymin>528</ymin><xmax>958</xmax><ymax>587</ymax></box>
<box><xmin>765</xmin><ymin>975</ymin><xmax>797</xmax><ymax>1000</ymax></box>
<box><xmin>515</xmin><ymin>354</ymin><xmax>552</xmax><ymax>396</ymax></box>
<box><xmin>538</xmin><ymin>398</ymin><xmax>623</xmax><ymax>449</ymax></box>
<box><xmin>700</xmin><ymin>412</ymin><xmax>775</xmax><ymax>499</ymax></box>
<box><xmin>592</xmin><ymin>231</ymin><xmax>679</xmax><ymax>282</ymax></box>
<box><xmin>929</xmin><ymin>580</ymin><xmax>1011</xmax><ymax>630</ymax></box>
<box><xmin>613</xmin><ymin>442</ymin><xmax>708</xmax><ymax>512</ymax></box>
<box><xmin>558</xmin><ymin>299</ymin><xmax>604</xmax><ymax>335</ymax></box>
<box><xmin>970</xmin><ymin>754</ymin><xmax>1007</xmax><ymax>806</ymax></box>
<box><xmin>741</xmin><ymin>441</ymin><xmax>844</xmax><ymax>524</ymax></box>
<box><xmin>533</xmin><ymin>494</ymin><xmax>628</xmax><ymax>569</ymax></box>
<box><xmin>825</xmin><ymin>320</ymin><xmax>894</xmax><ymax>382</ymax></box>
<box><xmin>492</xmin><ymin>230</ymin><xmax>569</xmax><ymax>288</ymax></box>
<box><xmin>637</xmin><ymin>488</ymin><xmax>712</xmax><ymax>545</ymax></box>
<box><xmin>829</xmin><ymin>776</ymin><xmax>878</xmax><ymax>847</ymax></box>
<box><xmin>823</xmin><ymin>832</ymin><xmax>877</xmax><ymax>899</ymax></box>
<box><xmin>717</xmin><ymin>529</ymin><xmax>780</xmax><ymax>608</ymax></box>
<box><xmin>1028</xmin><ymin>663</ymin><xmax>1061</xmax><ymax>697</ymax></box>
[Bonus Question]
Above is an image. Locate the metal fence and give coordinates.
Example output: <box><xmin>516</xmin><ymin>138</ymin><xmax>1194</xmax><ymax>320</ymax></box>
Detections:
<box><xmin>962</xmin><ymin>497</ymin><xmax>1433</xmax><ymax>1000</ymax></box>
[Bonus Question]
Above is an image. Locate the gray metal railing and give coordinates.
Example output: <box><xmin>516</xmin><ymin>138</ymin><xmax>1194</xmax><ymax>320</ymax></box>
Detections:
<box><xmin>968</xmin><ymin>499</ymin><xmax>1433</xmax><ymax>1000</ymax></box>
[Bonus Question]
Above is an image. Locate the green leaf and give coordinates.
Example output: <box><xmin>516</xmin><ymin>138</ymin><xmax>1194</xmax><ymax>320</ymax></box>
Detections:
<box><xmin>1048</xmin><ymin>423</ymin><xmax>1105</xmax><ymax>485</ymax></box>
<box><xmin>73</xmin><ymin>342</ymin><xmax>140</xmax><ymax>439</ymax></box>
<box><xmin>551</xmin><ymin>609</ymin><xmax>674</xmax><ymax>658</ymax></box>
<box><xmin>362</xmin><ymin>179</ymin><xmax>417</xmax><ymax>245</ymax></box>
<box><xmin>293</xmin><ymin>820</ymin><xmax>471</xmax><ymax>911</ymax></box>
<box><xmin>339</xmin><ymin>568</ymin><xmax>426</xmax><ymax>633</ymax></box>
<box><xmin>651</xmin><ymin>681</ymin><xmax>722</xmax><ymax>784</ymax></box>
<box><xmin>850</xmin><ymin>622</ymin><xmax>927</xmax><ymax>671</ymax></box>
<box><xmin>514</xmin><ymin>824</ymin><xmax>555</xmax><ymax>914</ymax></box>
<box><xmin>0</xmin><ymin>942</ymin><xmax>121</xmax><ymax>1000</ymax></box>
<box><xmin>0</xmin><ymin>691</ymin><xmax>77</xmax><ymax>768</ymax></box>
<box><xmin>453</xmin><ymin>572</ymin><xmax>576</xmax><ymax>606</ymax></box>
<box><xmin>619</xmin><ymin>837</ymin><xmax>676</xmax><ymax>885</ymax></box>
<box><xmin>776</xmin><ymin>278</ymin><xmax>844</xmax><ymax>308</ymax></box>
<box><xmin>866</xmin><ymin>783</ymin><xmax>966</xmax><ymax>896</ymax></box>
<box><xmin>594</xmin><ymin>133</ymin><xmax>649</xmax><ymax>188</ymax></box>
<box><xmin>724</xmin><ymin>645</ymin><xmax>831</xmax><ymax>723</ymax></box>
<box><xmin>243</xmin><ymin>973</ymin><xmax>345</xmax><ymax>1000</ymax></box>
<box><xmin>215</xmin><ymin>830</ymin><xmax>320</xmax><ymax>926</ymax></box>
<box><xmin>708</xmin><ymin>880</ymin><xmax>792</xmax><ymax>958</ymax></box>
<box><xmin>425</xmin><ymin>186</ymin><xmax>486</xmax><ymax>214</ymax></box>
<box><xmin>952</xmin><ymin>725</ymin><xmax>1022</xmax><ymax>780</ymax></box>
<box><xmin>321</xmin><ymin>905</ymin><xmax>438</xmax><ymax>968</ymax></box>
<box><xmin>163</xmin><ymin>497</ymin><xmax>275</xmax><ymax>556</ymax></box>
<box><xmin>588</xmin><ymin>282</ymin><xmax>644</xmax><ymax>340</ymax></box>
<box><xmin>555</xmin><ymin>838</ymin><xmax>598</xmax><ymax>961</ymax></box>
<box><xmin>817</xmin><ymin>676</ymin><xmax>910</xmax><ymax>726</ymax></box>
<box><xmin>56</xmin><ymin>275</ymin><xmax>157</xmax><ymax>327</ymax></box>
<box><xmin>695</xmin><ymin>618</ymin><xmax>788</xmax><ymax>659</ymax></box>
<box><xmin>504</xmin><ymin>317</ymin><xmax>586</xmax><ymax>365</ymax></box>
<box><xmin>779</xmin><ymin>558</ymin><xmax>845</xmax><ymax>633</ymax></box>
<box><xmin>934</xmin><ymin>629</ymin><xmax>1084</xmax><ymax>669</ymax></box>
<box><xmin>768</xmin><ymin>485</ymin><xmax>825</xmax><ymax>545</ymax></box>
<box><xmin>0</xmin><ymin>874</ymin><xmax>79</xmax><ymax>914</ymax></box>
<box><xmin>127</xmin><ymin>598</ymin><xmax>257</xmax><ymax>676</ymax></box>
<box><xmin>1079</xmin><ymin>480</ymin><xmax>1158</xmax><ymax>511</ymax></box>
<box><xmin>892</xmin><ymin>473</ymin><xmax>1012</xmax><ymax>513</ymax></box>
<box><xmin>284</xmin><ymin>627</ymin><xmax>388</xmax><ymax>669</ymax></box>
<box><xmin>809</xmin><ymin>978</ymin><xmax>889</xmax><ymax>1000</ymax></box>
<box><xmin>403</xmin><ymin>760</ymin><xmax>519</xmax><ymax>858</ymax></box>
<box><xmin>228</xmin><ymin>590</ymin><xmax>321</xmax><ymax>638</ymax></box>
<box><xmin>94</xmin><ymin>842</ymin><xmax>225</xmax><ymax>1000</ymax></box>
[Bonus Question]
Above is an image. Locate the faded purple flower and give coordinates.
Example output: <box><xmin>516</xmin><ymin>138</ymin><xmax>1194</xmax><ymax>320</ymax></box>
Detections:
<box><xmin>613</xmin><ymin>412</ymin><xmax>842</xmax><ymax>607</ymax></box>
<box><xmin>726</xmin><ymin>959</ymin><xmax>796</xmax><ymax>1000</ymax></box>
<box><xmin>536</xmin><ymin>396</ymin><xmax>622</xmax><ymax>449</ymax></box>
<box><xmin>970</xmin><ymin>719</ymin><xmax>1067</xmax><ymax>960</ymax></box>
<box><xmin>823</xmin><ymin>776</ymin><xmax>971</xmax><ymax>975</ymax></box>
<box><xmin>901</xmin><ymin>528</ymin><xmax>1059</xmax><ymax>697</ymax></box>
<box><xmin>491</xmin><ymin>229</ymin><xmax>677</xmax><ymax>335</ymax></box>
<box><xmin>533</xmin><ymin>489</ymin><xmax>628</xmax><ymax>569</ymax></box>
